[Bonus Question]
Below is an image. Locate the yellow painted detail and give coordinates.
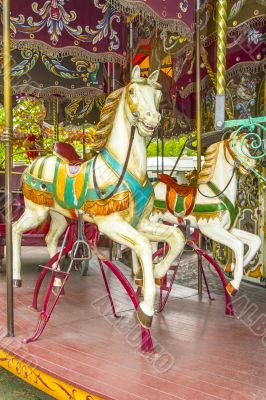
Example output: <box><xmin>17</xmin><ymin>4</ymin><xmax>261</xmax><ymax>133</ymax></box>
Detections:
<box><xmin>0</xmin><ymin>347</ymin><xmax>103</xmax><ymax>400</ymax></box>
<box><xmin>74</xmin><ymin>162</ymin><xmax>87</xmax><ymax>202</ymax></box>
<box><xmin>56</xmin><ymin>162</ymin><xmax>67</xmax><ymax>203</ymax></box>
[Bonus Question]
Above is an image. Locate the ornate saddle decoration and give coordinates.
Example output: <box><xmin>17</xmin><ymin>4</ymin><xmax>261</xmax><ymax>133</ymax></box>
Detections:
<box><xmin>23</xmin><ymin>142</ymin><xmax>153</xmax><ymax>226</ymax></box>
<box><xmin>158</xmin><ymin>174</ymin><xmax>197</xmax><ymax>217</ymax></box>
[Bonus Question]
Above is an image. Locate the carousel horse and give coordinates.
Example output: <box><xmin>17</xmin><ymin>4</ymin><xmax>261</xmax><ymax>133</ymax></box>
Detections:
<box><xmin>12</xmin><ymin>66</ymin><xmax>185</xmax><ymax>329</ymax></box>
<box><xmin>151</xmin><ymin>134</ymin><xmax>261</xmax><ymax>296</ymax></box>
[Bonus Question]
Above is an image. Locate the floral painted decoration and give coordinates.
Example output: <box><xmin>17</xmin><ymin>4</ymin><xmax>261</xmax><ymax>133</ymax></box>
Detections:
<box><xmin>1</xmin><ymin>0</ymin><xmax>127</xmax><ymax>65</ymax></box>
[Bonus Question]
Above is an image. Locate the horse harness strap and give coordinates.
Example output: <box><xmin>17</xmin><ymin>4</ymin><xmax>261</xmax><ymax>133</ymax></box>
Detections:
<box><xmin>206</xmin><ymin>181</ymin><xmax>238</xmax><ymax>227</ymax></box>
<box><xmin>93</xmin><ymin>125</ymin><xmax>136</xmax><ymax>201</ymax></box>
<box><xmin>223</xmin><ymin>139</ymin><xmax>237</xmax><ymax>166</ymax></box>
<box><xmin>156</xmin><ymin>174</ymin><xmax>238</xmax><ymax>228</ymax></box>
<box><xmin>100</xmin><ymin>148</ymin><xmax>153</xmax><ymax>227</ymax></box>
<box><xmin>23</xmin><ymin>146</ymin><xmax>153</xmax><ymax>227</ymax></box>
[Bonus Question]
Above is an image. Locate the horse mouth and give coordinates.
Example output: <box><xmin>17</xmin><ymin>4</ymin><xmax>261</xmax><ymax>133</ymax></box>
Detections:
<box><xmin>139</xmin><ymin>121</ymin><xmax>156</xmax><ymax>132</ymax></box>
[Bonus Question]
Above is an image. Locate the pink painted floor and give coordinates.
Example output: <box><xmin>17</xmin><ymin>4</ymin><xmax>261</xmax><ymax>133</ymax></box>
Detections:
<box><xmin>0</xmin><ymin>247</ymin><xmax>266</xmax><ymax>400</ymax></box>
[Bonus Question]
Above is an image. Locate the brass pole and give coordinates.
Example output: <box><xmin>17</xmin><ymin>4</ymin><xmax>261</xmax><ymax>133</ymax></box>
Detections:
<box><xmin>215</xmin><ymin>0</ymin><xmax>228</xmax><ymax>130</ymax></box>
<box><xmin>200</xmin><ymin>47</ymin><xmax>233</xmax><ymax>120</ymax></box>
<box><xmin>112</xmin><ymin>63</ymin><xmax>115</xmax><ymax>91</ymax></box>
<box><xmin>107</xmin><ymin>62</ymin><xmax>111</xmax><ymax>94</ymax></box>
<box><xmin>216</xmin><ymin>0</ymin><xmax>228</xmax><ymax>96</ymax></box>
<box><xmin>3</xmin><ymin>0</ymin><xmax>14</xmax><ymax>336</ymax></box>
<box><xmin>53</xmin><ymin>97</ymin><xmax>59</xmax><ymax>141</ymax></box>
<box><xmin>196</xmin><ymin>0</ymin><xmax>203</xmax><ymax>295</ymax></box>
<box><xmin>129</xmin><ymin>20</ymin><xmax>133</xmax><ymax>74</ymax></box>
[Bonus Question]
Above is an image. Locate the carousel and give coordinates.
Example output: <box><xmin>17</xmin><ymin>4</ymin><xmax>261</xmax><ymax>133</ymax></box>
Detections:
<box><xmin>0</xmin><ymin>1</ymin><xmax>265</xmax><ymax>399</ymax></box>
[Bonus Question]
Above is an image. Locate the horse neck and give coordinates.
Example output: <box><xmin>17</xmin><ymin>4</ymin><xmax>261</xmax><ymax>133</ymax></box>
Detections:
<box><xmin>105</xmin><ymin>90</ymin><xmax>147</xmax><ymax>182</ymax></box>
<box><xmin>211</xmin><ymin>142</ymin><xmax>237</xmax><ymax>205</ymax></box>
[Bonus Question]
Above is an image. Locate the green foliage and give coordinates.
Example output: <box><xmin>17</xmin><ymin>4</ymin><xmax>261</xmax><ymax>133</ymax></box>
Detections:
<box><xmin>147</xmin><ymin>136</ymin><xmax>196</xmax><ymax>157</ymax></box>
<box><xmin>13</xmin><ymin>97</ymin><xmax>46</xmax><ymax>136</ymax></box>
<box><xmin>0</xmin><ymin>367</ymin><xmax>52</xmax><ymax>399</ymax></box>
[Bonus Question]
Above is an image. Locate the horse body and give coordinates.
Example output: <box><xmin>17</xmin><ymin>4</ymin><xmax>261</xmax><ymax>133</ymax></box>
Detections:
<box><xmin>152</xmin><ymin>137</ymin><xmax>261</xmax><ymax>295</ymax></box>
<box><xmin>13</xmin><ymin>66</ymin><xmax>185</xmax><ymax>329</ymax></box>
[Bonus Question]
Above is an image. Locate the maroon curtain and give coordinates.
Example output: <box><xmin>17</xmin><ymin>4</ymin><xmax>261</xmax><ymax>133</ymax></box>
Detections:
<box><xmin>107</xmin><ymin>0</ymin><xmax>196</xmax><ymax>40</ymax></box>
<box><xmin>0</xmin><ymin>0</ymin><xmax>128</xmax><ymax>64</ymax></box>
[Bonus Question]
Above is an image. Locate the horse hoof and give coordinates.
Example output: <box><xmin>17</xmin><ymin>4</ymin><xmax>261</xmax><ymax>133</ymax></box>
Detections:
<box><xmin>226</xmin><ymin>282</ymin><xmax>238</xmax><ymax>296</ymax></box>
<box><xmin>52</xmin><ymin>286</ymin><xmax>65</xmax><ymax>297</ymax></box>
<box><xmin>13</xmin><ymin>279</ymin><xmax>22</xmax><ymax>288</ymax></box>
<box><xmin>136</xmin><ymin>305</ymin><xmax>153</xmax><ymax>329</ymax></box>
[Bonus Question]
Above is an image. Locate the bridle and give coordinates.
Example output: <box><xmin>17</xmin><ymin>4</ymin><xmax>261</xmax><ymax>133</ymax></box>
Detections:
<box><xmin>92</xmin><ymin>113</ymin><xmax>139</xmax><ymax>201</ymax></box>
<box><xmin>223</xmin><ymin>138</ymin><xmax>238</xmax><ymax>167</ymax></box>
<box><xmin>93</xmin><ymin>79</ymin><xmax>161</xmax><ymax>201</ymax></box>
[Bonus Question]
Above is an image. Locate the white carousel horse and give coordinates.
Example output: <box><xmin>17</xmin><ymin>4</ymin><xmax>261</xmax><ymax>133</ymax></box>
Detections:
<box><xmin>151</xmin><ymin>135</ymin><xmax>261</xmax><ymax>296</ymax></box>
<box><xmin>12</xmin><ymin>66</ymin><xmax>185</xmax><ymax>329</ymax></box>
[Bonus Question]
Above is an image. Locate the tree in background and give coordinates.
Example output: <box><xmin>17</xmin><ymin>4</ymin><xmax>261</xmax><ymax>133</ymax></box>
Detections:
<box><xmin>147</xmin><ymin>136</ymin><xmax>196</xmax><ymax>157</ymax></box>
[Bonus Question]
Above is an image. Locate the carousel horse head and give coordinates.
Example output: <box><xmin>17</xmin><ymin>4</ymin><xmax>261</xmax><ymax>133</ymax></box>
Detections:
<box><xmin>224</xmin><ymin>132</ymin><xmax>257</xmax><ymax>175</ymax></box>
<box><xmin>125</xmin><ymin>65</ymin><xmax>162</xmax><ymax>137</ymax></box>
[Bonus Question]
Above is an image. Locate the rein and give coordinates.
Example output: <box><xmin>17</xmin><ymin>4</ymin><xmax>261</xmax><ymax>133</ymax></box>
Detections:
<box><xmin>93</xmin><ymin>119</ymin><xmax>137</xmax><ymax>201</ymax></box>
<box><xmin>198</xmin><ymin>140</ymin><xmax>236</xmax><ymax>199</ymax></box>
<box><xmin>198</xmin><ymin>168</ymin><xmax>235</xmax><ymax>199</ymax></box>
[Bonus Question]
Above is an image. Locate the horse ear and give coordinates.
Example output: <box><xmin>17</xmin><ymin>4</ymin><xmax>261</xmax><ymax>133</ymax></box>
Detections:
<box><xmin>148</xmin><ymin>70</ymin><xmax>159</xmax><ymax>84</ymax></box>
<box><xmin>131</xmin><ymin>65</ymin><xmax>141</xmax><ymax>80</ymax></box>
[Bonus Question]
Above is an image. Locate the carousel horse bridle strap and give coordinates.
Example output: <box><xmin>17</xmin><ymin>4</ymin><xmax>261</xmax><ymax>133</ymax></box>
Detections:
<box><xmin>224</xmin><ymin>138</ymin><xmax>237</xmax><ymax>166</ymax></box>
<box><xmin>207</xmin><ymin>181</ymin><xmax>238</xmax><ymax>228</ymax></box>
<box><xmin>93</xmin><ymin>117</ymin><xmax>138</xmax><ymax>201</ymax></box>
<box><xmin>100</xmin><ymin>148</ymin><xmax>153</xmax><ymax>227</ymax></box>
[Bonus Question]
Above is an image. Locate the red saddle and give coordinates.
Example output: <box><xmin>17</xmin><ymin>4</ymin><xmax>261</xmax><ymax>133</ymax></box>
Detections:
<box><xmin>159</xmin><ymin>174</ymin><xmax>197</xmax><ymax>217</ymax></box>
<box><xmin>53</xmin><ymin>142</ymin><xmax>83</xmax><ymax>165</ymax></box>
<box><xmin>159</xmin><ymin>174</ymin><xmax>196</xmax><ymax>196</ymax></box>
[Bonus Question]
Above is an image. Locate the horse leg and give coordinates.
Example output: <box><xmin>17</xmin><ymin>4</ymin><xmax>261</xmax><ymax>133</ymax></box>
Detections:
<box><xmin>230</xmin><ymin>228</ymin><xmax>261</xmax><ymax>268</ymax></box>
<box><xmin>199</xmin><ymin>224</ymin><xmax>244</xmax><ymax>295</ymax></box>
<box><xmin>131</xmin><ymin>251</ymin><xmax>139</xmax><ymax>275</ymax></box>
<box><xmin>45</xmin><ymin>211</ymin><xmax>68</xmax><ymax>290</ymax></box>
<box><xmin>95</xmin><ymin>216</ymin><xmax>155</xmax><ymax>329</ymax></box>
<box><xmin>138</xmin><ymin>220</ymin><xmax>185</xmax><ymax>279</ymax></box>
<box><xmin>12</xmin><ymin>199</ymin><xmax>49</xmax><ymax>287</ymax></box>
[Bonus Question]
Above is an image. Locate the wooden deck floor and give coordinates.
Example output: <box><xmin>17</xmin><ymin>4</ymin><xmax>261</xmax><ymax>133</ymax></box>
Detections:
<box><xmin>0</xmin><ymin>247</ymin><xmax>266</xmax><ymax>400</ymax></box>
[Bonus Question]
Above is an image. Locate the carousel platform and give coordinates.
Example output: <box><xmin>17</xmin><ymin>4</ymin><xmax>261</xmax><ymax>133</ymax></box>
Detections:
<box><xmin>0</xmin><ymin>247</ymin><xmax>266</xmax><ymax>400</ymax></box>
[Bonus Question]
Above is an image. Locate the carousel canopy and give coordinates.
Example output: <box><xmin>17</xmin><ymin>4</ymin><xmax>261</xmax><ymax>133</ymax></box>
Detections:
<box><xmin>172</xmin><ymin>0</ymin><xmax>265</xmax><ymax>130</ymax></box>
<box><xmin>1</xmin><ymin>0</ymin><xmax>127</xmax><ymax>64</ymax></box>
<box><xmin>0</xmin><ymin>0</ymin><xmax>129</xmax><ymax>99</ymax></box>
<box><xmin>107</xmin><ymin>0</ymin><xmax>197</xmax><ymax>39</ymax></box>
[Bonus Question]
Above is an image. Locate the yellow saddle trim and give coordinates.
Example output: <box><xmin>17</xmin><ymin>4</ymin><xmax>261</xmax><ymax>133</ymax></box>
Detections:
<box><xmin>82</xmin><ymin>191</ymin><xmax>129</xmax><ymax>216</ymax></box>
<box><xmin>23</xmin><ymin>182</ymin><xmax>55</xmax><ymax>207</ymax></box>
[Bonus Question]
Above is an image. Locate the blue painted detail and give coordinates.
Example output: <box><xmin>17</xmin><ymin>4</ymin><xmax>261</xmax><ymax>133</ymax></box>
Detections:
<box><xmin>24</xmin><ymin>149</ymin><xmax>153</xmax><ymax>227</ymax></box>
<box><xmin>100</xmin><ymin>148</ymin><xmax>153</xmax><ymax>227</ymax></box>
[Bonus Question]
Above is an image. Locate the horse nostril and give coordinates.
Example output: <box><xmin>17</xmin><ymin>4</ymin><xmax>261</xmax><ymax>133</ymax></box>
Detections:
<box><xmin>146</xmin><ymin>111</ymin><xmax>151</xmax><ymax>117</ymax></box>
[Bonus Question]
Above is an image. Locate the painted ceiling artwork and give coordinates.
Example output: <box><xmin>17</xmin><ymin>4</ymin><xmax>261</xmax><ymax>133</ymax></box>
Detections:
<box><xmin>0</xmin><ymin>0</ymin><xmax>128</xmax><ymax>64</ymax></box>
<box><xmin>172</xmin><ymin>0</ymin><xmax>265</xmax><ymax>131</ymax></box>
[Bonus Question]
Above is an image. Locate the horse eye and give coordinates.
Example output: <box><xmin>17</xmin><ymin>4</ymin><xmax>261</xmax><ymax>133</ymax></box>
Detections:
<box><xmin>129</xmin><ymin>87</ymin><xmax>135</xmax><ymax>96</ymax></box>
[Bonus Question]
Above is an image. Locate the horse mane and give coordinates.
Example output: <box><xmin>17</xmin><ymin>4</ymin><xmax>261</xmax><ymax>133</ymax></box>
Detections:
<box><xmin>91</xmin><ymin>88</ymin><xmax>123</xmax><ymax>151</ymax></box>
<box><xmin>197</xmin><ymin>142</ymin><xmax>220</xmax><ymax>184</ymax></box>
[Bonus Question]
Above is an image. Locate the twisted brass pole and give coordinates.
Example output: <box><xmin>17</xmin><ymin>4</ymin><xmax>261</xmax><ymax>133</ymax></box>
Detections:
<box><xmin>201</xmin><ymin>47</ymin><xmax>233</xmax><ymax>120</ymax></box>
<box><xmin>53</xmin><ymin>97</ymin><xmax>59</xmax><ymax>141</ymax></box>
<box><xmin>215</xmin><ymin>0</ymin><xmax>228</xmax><ymax>129</ymax></box>
<box><xmin>216</xmin><ymin>0</ymin><xmax>228</xmax><ymax>95</ymax></box>
<box><xmin>3</xmin><ymin>0</ymin><xmax>14</xmax><ymax>336</ymax></box>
